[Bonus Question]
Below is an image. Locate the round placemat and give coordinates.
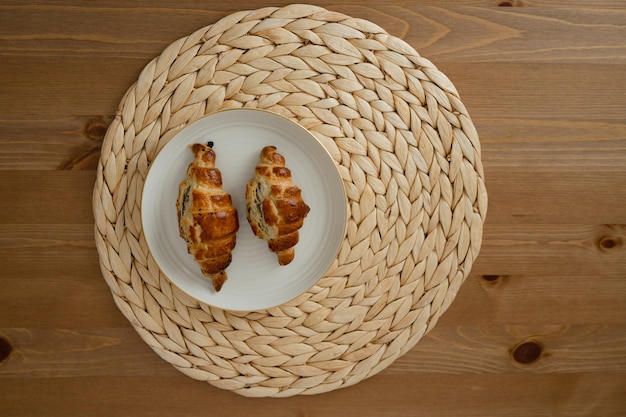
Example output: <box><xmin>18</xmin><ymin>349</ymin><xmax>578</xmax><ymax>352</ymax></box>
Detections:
<box><xmin>93</xmin><ymin>4</ymin><xmax>487</xmax><ymax>397</ymax></box>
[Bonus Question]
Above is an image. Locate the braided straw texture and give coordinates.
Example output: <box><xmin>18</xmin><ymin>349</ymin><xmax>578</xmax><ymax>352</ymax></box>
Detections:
<box><xmin>93</xmin><ymin>4</ymin><xmax>487</xmax><ymax>397</ymax></box>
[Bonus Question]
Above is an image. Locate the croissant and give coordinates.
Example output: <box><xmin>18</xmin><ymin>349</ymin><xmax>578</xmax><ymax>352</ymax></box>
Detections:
<box><xmin>245</xmin><ymin>146</ymin><xmax>310</xmax><ymax>265</ymax></box>
<box><xmin>177</xmin><ymin>142</ymin><xmax>239</xmax><ymax>292</ymax></box>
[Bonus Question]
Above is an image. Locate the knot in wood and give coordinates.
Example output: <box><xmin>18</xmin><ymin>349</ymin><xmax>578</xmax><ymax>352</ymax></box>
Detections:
<box><xmin>598</xmin><ymin>235</ymin><xmax>622</xmax><ymax>251</ymax></box>
<box><xmin>83</xmin><ymin>117</ymin><xmax>110</xmax><ymax>141</ymax></box>
<box><xmin>0</xmin><ymin>336</ymin><xmax>13</xmax><ymax>364</ymax></box>
<box><xmin>511</xmin><ymin>340</ymin><xmax>543</xmax><ymax>365</ymax></box>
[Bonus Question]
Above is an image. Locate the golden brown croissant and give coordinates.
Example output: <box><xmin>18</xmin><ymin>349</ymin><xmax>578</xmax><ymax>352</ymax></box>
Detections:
<box><xmin>245</xmin><ymin>146</ymin><xmax>310</xmax><ymax>265</ymax></box>
<box><xmin>177</xmin><ymin>142</ymin><xmax>239</xmax><ymax>292</ymax></box>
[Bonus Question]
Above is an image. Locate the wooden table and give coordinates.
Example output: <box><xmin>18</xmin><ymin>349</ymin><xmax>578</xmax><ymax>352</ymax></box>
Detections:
<box><xmin>1</xmin><ymin>1</ymin><xmax>625</xmax><ymax>415</ymax></box>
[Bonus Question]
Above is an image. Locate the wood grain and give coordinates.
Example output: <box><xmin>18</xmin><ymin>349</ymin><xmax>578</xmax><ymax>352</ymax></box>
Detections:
<box><xmin>0</xmin><ymin>115</ymin><xmax>111</xmax><ymax>170</ymax></box>
<box><xmin>1</xmin><ymin>2</ymin><xmax>624</xmax><ymax>63</ymax></box>
<box><xmin>445</xmin><ymin>274</ymin><xmax>626</xmax><ymax>325</ymax></box>
<box><xmin>1</xmin><ymin>170</ymin><xmax>625</xmax><ymax>226</ymax></box>
<box><xmin>1</xmin><ymin>0</ymin><xmax>625</xmax><ymax>414</ymax></box>
<box><xmin>1</xmin><ymin>223</ymin><xmax>624</xmax><ymax>327</ymax></box>
<box><xmin>1</xmin><ymin>374</ymin><xmax>625</xmax><ymax>417</ymax></box>
<box><xmin>0</xmin><ymin>325</ymin><xmax>626</xmax><ymax>381</ymax></box>
<box><xmin>1</xmin><ymin>324</ymin><xmax>625</xmax><ymax>379</ymax></box>
<box><xmin>6</xmin><ymin>114</ymin><xmax>624</xmax><ymax>172</ymax></box>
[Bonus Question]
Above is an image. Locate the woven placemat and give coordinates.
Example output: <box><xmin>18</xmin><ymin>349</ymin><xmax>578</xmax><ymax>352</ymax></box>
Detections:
<box><xmin>93</xmin><ymin>4</ymin><xmax>487</xmax><ymax>397</ymax></box>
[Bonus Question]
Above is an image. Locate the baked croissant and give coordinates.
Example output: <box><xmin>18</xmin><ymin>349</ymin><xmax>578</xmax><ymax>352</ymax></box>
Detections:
<box><xmin>177</xmin><ymin>142</ymin><xmax>239</xmax><ymax>292</ymax></box>
<box><xmin>245</xmin><ymin>146</ymin><xmax>310</xmax><ymax>265</ymax></box>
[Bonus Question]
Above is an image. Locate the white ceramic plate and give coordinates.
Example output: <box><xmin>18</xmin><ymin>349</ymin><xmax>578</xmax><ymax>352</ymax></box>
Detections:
<box><xmin>142</xmin><ymin>109</ymin><xmax>347</xmax><ymax>311</ymax></box>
